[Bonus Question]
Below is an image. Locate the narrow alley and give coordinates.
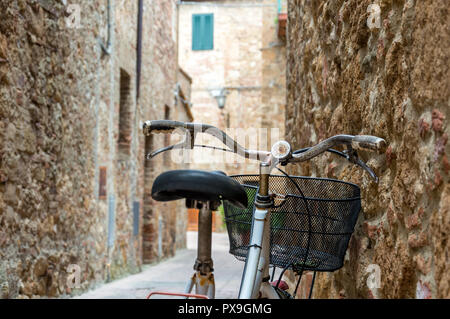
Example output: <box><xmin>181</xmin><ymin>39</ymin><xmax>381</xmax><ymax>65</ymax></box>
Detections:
<box><xmin>76</xmin><ymin>232</ymin><xmax>243</xmax><ymax>299</ymax></box>
<box><xmin>0</xmin><ymin>0</ymin><xmax>448</xmax><ymax>302</ymax></box>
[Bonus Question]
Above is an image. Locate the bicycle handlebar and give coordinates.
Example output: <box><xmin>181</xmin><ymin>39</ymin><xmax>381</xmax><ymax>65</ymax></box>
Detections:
<box><xmin>143</xmin><ymin>120</ymin><xmax>271</xmax><ymax>160</ymax></box>
<box><xmin>142</xmin><ymin>120</ymin><xmax>185</xmax><ymax>135</ymax></box>
<box><xmin>352</xmin><ymin>135</ymin><xmax>387</xmax><ymax>154</ymax></box>
<box><xmin>290</xmin><ymin>134</ymin><xmax>386</xmax><ymax>163</ymax></box>
<box><xmin>143</xmin><ymin>120</ymin><xmax>387</xmax><ymax>181</ymax></box>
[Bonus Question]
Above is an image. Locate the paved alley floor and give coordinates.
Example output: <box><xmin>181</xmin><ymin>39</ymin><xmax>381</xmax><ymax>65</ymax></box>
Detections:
<box><xmin>75</xmin><ymin>232</ymin><xmax>244</xmax><ymax>299</ymax></box>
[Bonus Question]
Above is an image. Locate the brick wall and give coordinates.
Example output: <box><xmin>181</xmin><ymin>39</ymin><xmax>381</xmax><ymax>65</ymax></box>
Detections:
<box><xmin>285</xmin><ymin>0</ymin><xmax>449</xmax><ymax>299</ymax></box>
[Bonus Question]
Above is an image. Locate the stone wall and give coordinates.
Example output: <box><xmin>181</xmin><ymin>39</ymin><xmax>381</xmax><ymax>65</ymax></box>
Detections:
<box><xmin>0</xmin><ymin>0</ymin><xmax>190</xmax><ymax>298</ymax></box>
<box><xmin>285</xmin><ymin>0</ymin><xmax>449</xmax><ymax>298</ymax></box>
<box><xmin>0</xmin><ymin>0</ymin><xmax>105</xmax><ymax>299</ymax></box>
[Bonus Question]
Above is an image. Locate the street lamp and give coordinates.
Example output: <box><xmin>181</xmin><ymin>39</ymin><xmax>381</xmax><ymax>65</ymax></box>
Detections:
<box><xmin>210</xmin><ymin>88</ymin><xmax>228</xmax><ymax>109</ymax></box>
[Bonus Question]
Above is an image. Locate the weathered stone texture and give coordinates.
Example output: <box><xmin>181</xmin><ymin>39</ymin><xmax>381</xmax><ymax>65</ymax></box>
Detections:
<box><xmin>0</xmin><ymin>0</ymin><xmax>106</xmax><ymax>299</ymax></box>
<box><xmin>285</xmin><ymin>0</ymin><xmax>449</xmax><ymax>298</ymax></box>
<box><xmin>0</xmin><ymin>0</ymin><xmax>190</xmax><ymax>298</ymax></box>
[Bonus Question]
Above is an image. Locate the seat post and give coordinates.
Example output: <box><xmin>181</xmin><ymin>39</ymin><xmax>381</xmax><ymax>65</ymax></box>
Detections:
<box><xmin>187</xmin><ymin>200</ymin><xmax>219</xmax><ymax>298</ymax></box>
<box><xmin>194</xmin><ymin>201</ymin><xmax>216</xmax><ymax>274</ymax></box>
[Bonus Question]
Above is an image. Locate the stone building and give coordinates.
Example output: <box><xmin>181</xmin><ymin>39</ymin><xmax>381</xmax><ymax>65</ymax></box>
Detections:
<box><xmin>178</xmin><ymin>0</ymin><xmax>287</xmax><ymax>229</ymax></box>
<box><xmin>0</xmin><ymin>0</ymin><xmax>192</xmax><ymax>298</ymax></box>
<box><xmin>285</xmin><ymin>0</ymin><xmax>449</xmax><ymax>298</ymax></box>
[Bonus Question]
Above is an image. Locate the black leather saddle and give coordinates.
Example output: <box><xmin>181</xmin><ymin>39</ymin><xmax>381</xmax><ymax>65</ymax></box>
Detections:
<box><xmin>151</xmin><ymin>170</ymin><xmax>248</xmax><ymax>209</ymax></box>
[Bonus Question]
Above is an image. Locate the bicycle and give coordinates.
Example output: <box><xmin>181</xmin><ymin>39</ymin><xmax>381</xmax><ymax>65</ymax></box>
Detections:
<box><xmin>142</xmin><ymin>120</ymin><xmax>386</xmax><ymax>299</ymax></box>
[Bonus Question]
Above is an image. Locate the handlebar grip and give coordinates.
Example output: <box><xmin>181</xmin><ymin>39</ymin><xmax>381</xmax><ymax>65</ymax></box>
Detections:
<box><xmin>142</xmin><ymin>120</ymin><xmax>187</xmax><ymax>135</ymax></box>
<box><xmin>351</xmin><ymin>135</ymin><xmax>387</xmax><ymax>154</ymax></box>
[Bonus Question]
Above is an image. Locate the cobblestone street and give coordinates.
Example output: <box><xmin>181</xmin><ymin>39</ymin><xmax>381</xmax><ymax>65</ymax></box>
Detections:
<box><xmin>76</xmin><ymin>232</ymin><xmax>243</xmax><ymax>299</ymax></box>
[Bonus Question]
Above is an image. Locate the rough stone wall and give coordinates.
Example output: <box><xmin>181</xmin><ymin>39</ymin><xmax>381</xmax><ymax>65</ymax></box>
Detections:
<box><xmin>285</xmin><ymin>0</ymin><xmax>449</xmax><ymax>298</ymax></box>
<box><xmin>0</xmin><ymin>0</ymin><xmax>107</xmax><ymax>298</ymax></box>
<box><xmin>0</xmin><ymin>0</ymin><xmax>189</xmax><ymax>298</ymax></box>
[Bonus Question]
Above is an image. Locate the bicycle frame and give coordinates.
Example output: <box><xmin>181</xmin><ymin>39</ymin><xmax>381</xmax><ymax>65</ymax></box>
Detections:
<box><xmin>142</xmin><ymin>120</ymin><xmax>386</xmax><ymax>300</ymax></box>
<box><xmin>183</xmin><ymin>164</ymin><xmax>280</xmax><ymax>299</ymax></box>
<box><xmin>238</xmin><ymin>163</ymin><xmax>279</xmax><ymax>299</ymax></box>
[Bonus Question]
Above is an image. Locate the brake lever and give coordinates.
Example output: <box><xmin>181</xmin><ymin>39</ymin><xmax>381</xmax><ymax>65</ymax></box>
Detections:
<box><xmin>354</xmin><ymin>157</ymin><xmax>378</xmax><ymax>183</ymax></box>
<box><xmin>146</xmin><ymin>131</ymin><xmax>194</xmax><ymax>159</ymax></box>
<box><xmin>146</xmin><ymin>142</ymin><xmax>184</xmax><ymax>159</ymax></box>
<box><xmin>344</xmin><ymin>147</ymin><xmax>379</xmax><ymax>183</ymax></box>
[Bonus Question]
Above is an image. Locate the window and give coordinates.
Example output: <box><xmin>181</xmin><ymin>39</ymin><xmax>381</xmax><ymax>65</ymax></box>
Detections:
<box><xmin>192</xmin><ymin>13</ymin><xmax>214</xmax><ymax>51</ymax></box>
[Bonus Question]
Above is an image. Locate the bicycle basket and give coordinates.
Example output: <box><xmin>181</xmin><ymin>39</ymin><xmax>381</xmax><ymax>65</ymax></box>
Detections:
<box><xmin>222</xmin><ymin>175</ymin><xmax>361</xmax><ymax>272</ymax></box>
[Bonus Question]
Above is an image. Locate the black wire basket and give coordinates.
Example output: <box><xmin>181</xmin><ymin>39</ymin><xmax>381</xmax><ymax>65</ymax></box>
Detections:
<box><xmin>222</xmin><ymin>175</ymin><xmax>361</xmax><ymax>272</ymax></box>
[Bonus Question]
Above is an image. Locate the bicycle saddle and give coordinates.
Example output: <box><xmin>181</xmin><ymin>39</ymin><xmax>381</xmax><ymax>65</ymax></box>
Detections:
<box><xmin>151</xmin><ymin>170</ymin><xmax>248</xmax><ymax>209</ymax></box>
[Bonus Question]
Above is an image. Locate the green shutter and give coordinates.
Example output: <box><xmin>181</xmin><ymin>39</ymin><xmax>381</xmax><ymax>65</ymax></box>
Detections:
<box><xmin>192</xmin><ymin>14</ymin><xmax>214</xmax><ymax>51</ymax></box>
<box><xmin>203</xmin><ymin>14</ymin><xmax>213</xmax><ymax>50</ymax></box>
<box><xmin>192</xmin><ymin>15</ymin><xmax>201</xmax><ymax>50</ymax></box>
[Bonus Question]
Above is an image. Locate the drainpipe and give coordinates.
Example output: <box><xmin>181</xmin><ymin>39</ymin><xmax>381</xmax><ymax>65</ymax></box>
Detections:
<box><xmin>99</xmin><ymin>0</ymin><xmax>112</xmax><ymax>55</ymax></box>
<box><xmin>136</xmin><ymin>0</ymin><xmax>143</xmax><ymax>99</ymax></box>
<box><xmin>100</xmin><ymin>0</ymin><xmax>115</xmax><ymax>281</ymax></box>
<box><xmin>93</xmin><ymin>0</ymin><xmax>115</xmax><ymax>213</ymax></box>
<box><xmin>176</xmin><ymin>0</ymin><xmax>181</xmax><ymax>94</ymax></box>
<box><xmin>158</xmin><ymin>215</ymin><xmax>163</xmax><ymax>260</ymax></box>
